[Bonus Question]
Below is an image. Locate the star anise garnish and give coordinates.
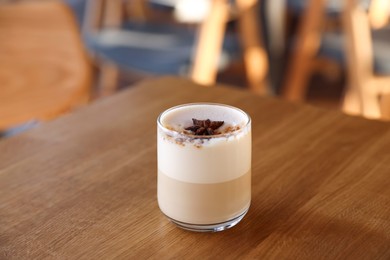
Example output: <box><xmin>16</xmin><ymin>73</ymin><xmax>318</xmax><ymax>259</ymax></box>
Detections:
<box><xmin>185</xmin><ymin>118</ymin><xmax>224</xmax><ymax>136</ymax></box>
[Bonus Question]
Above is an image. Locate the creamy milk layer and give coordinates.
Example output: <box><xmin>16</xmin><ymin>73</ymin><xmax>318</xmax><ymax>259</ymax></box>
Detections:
<box><xmin>158</xmin><ymin>170</ymin><xmax>251</xmax><ymax>224</ymax></box>
<box><xmin>158</xmin><ymin>103</ymin><xmax>251</xmax><ymax>184</ymax></box>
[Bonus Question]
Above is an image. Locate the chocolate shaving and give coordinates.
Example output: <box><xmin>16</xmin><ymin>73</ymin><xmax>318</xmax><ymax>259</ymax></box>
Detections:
<box><xmin>185</xmin><ymin>118</ymin><xmax>224</xmax><ymax>136</ymax></box>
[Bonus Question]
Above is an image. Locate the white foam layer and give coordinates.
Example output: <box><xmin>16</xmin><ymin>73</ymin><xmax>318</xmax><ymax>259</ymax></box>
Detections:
<box><xmin>160</xmin><ymin>103</ymin><xmax>249</xmax><ymax>133</ymax></box>
<box><xmin>158</xmin><ymin>130</ymin><xmax>251</xmax><ymax>183</ymax></box>
<box><xmin>157</xmin><ymin>103</ymin><xmax>251</xmax><ymax>183</ymax></box>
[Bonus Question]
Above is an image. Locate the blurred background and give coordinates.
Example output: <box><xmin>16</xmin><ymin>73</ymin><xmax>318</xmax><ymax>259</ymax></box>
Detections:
<box><xmin>1</xmin><ymin>0</ymin><xmax>389</xmax><ymax>137</ymax></box>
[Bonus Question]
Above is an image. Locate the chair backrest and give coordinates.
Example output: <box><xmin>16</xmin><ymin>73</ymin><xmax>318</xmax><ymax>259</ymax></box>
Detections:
<box><xmin>0</xmin><ymin>1</ymin><xmax>92</xmax><ymax>129</ymax></box>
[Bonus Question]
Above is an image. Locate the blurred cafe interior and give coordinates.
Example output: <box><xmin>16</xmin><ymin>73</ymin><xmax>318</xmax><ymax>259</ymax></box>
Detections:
<box><xmin>1</xmin><ymin>0</ymin><xmax>390</xmax><ymax>137</ymax></box>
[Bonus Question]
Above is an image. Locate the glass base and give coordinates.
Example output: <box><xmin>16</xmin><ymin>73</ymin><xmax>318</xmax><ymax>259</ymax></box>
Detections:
<box><xmin>167</xmin><ymin>208</ymin><xmax>249</xmax><ymax>232</ymax></box>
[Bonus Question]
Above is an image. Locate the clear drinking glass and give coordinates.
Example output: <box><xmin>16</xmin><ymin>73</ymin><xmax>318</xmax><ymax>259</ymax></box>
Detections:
<box><xmin>157</xmin><ymin>103</ymin><xmax>251</xmax><ymax>232</ymax></box>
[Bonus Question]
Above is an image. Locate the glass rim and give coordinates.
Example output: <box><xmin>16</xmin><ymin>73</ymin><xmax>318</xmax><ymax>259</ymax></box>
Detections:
<box><xmin>157</xmin><ymin>102</ymin><xmax>251</xmax><ymax>139</ymax></box>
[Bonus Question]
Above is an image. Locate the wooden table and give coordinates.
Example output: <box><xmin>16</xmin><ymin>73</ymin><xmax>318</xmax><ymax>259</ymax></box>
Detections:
<box><xmin>1</xmin><ymin>77</ymin><xmax>390</xmax><ymax>259</ymax></box>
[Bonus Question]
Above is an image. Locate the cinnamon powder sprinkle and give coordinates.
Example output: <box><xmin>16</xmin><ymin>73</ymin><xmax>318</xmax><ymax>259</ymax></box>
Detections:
<box><xmin>162</xmin><ymin>119</ymin><xmax>243</xmax><ymax>148</ymax></box>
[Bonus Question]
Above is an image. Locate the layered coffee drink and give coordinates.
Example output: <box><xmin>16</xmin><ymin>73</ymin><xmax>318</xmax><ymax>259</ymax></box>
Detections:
<box><xmin>157</xmin><ymin>103</ymin><xmax>251</xmax><ymax>232</ymax></box>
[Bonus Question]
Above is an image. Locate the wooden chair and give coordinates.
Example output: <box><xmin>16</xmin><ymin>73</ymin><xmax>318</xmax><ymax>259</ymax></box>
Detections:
<box><xmin>84</xmin><ymin>0</ymin><xmax>269</xmax><ymax>97</ymax></box>
<box><xmin>282</xmin><ymin>0</ymin><xmax>390</xmax><ymax>120</ymax></box>
<box><xmin>342</xmin><ymin>0</ymin><xmax>390</xmax><ymax>119</ymax></box>
<box><xmin>282</xmin><ymin>0</ymin><xmax>344</xmax><ymax>102</ymax></box>
<box><xmin>0</xmin><ymin>1</ymin><xmax>92</xmax><ymax>131</ymax></box>
<box><xmin>84</xmin><ymin>0</ymin><xmax>215</xmax><ymax>97</ymax></box>
<box><xmin>281</xmin><ymin>0</ymin><xmax>373</xmax><ymax>101</ymax></box>
<box><xmin>191</xmin><ymin>0</ymin><xmax>269</xmax><ymax>95</ymax></box>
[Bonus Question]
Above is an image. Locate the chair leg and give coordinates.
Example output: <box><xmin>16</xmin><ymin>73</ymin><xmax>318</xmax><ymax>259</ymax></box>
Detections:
<box><xmin>282</xmin><ymin>0</ymin><xmax>326</xmax><ymax>101</ymax></box>
<box><xmin>102</xmin><ymin>0</ymin><xmax>123</xmax><ymax>27</ymax></box>
<box><xmin>361</xmin><ymin>91</ymin><xmax>381</xmax><ymax>119</ymax></box>
<box><xmin>191</xmin><ymin>0</ymin><xmax>229</xmax><ymax>86</ymax></box>
<box><xmin>95</xmin><ymin>62</ymin><xmax>119</xmax><ymax>99</ymax></box>
<box><xmin>379</xmin><ymin>94</ymin><xmax>390</xmax><ymax>120</ymax></box>
<box><xmin>342</xmin><ymin>84</ymin><xmax>362</xmax><ymax>116</ymax></box>
<box><xmin>236</xmin><ymin>0</ymin><xmax>268</xmax><ymax>95</ymax></box>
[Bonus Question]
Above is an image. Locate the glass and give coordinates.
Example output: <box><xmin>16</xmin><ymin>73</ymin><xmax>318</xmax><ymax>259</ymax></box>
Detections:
<box><xmin>157</xmin><ymin>103</ymin><xmax>251</xmax><ymax>232</ymax></box>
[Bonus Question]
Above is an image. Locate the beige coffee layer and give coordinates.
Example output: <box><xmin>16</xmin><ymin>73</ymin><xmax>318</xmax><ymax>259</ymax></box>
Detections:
<box><xmin>158</xmin><ymin>170</ymin><xmax>251</xmax><ymax>224</ymax></box>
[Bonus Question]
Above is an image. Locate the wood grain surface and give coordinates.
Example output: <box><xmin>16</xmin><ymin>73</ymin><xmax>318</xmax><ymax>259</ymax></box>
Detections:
<box><xmin>0</xmin><ymin>1</ymin><xmax>91</xmax><ymax>130</ymax></box>
<box><xmin>1</xmin><ymin>77</ymin><xmax>390</xmax><ymax>259</ymax></box>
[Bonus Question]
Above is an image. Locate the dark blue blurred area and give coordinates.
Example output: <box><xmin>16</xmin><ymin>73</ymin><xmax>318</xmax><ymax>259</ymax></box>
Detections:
<box><xmin>64</xmin><ymin>0</ymin><xmax>86</xmax><ymax>27</ymax></box>
<box><xmin>63</xmin><ymin>0</ymin><xmax>240</xmax><ymax>76</ymax></box>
